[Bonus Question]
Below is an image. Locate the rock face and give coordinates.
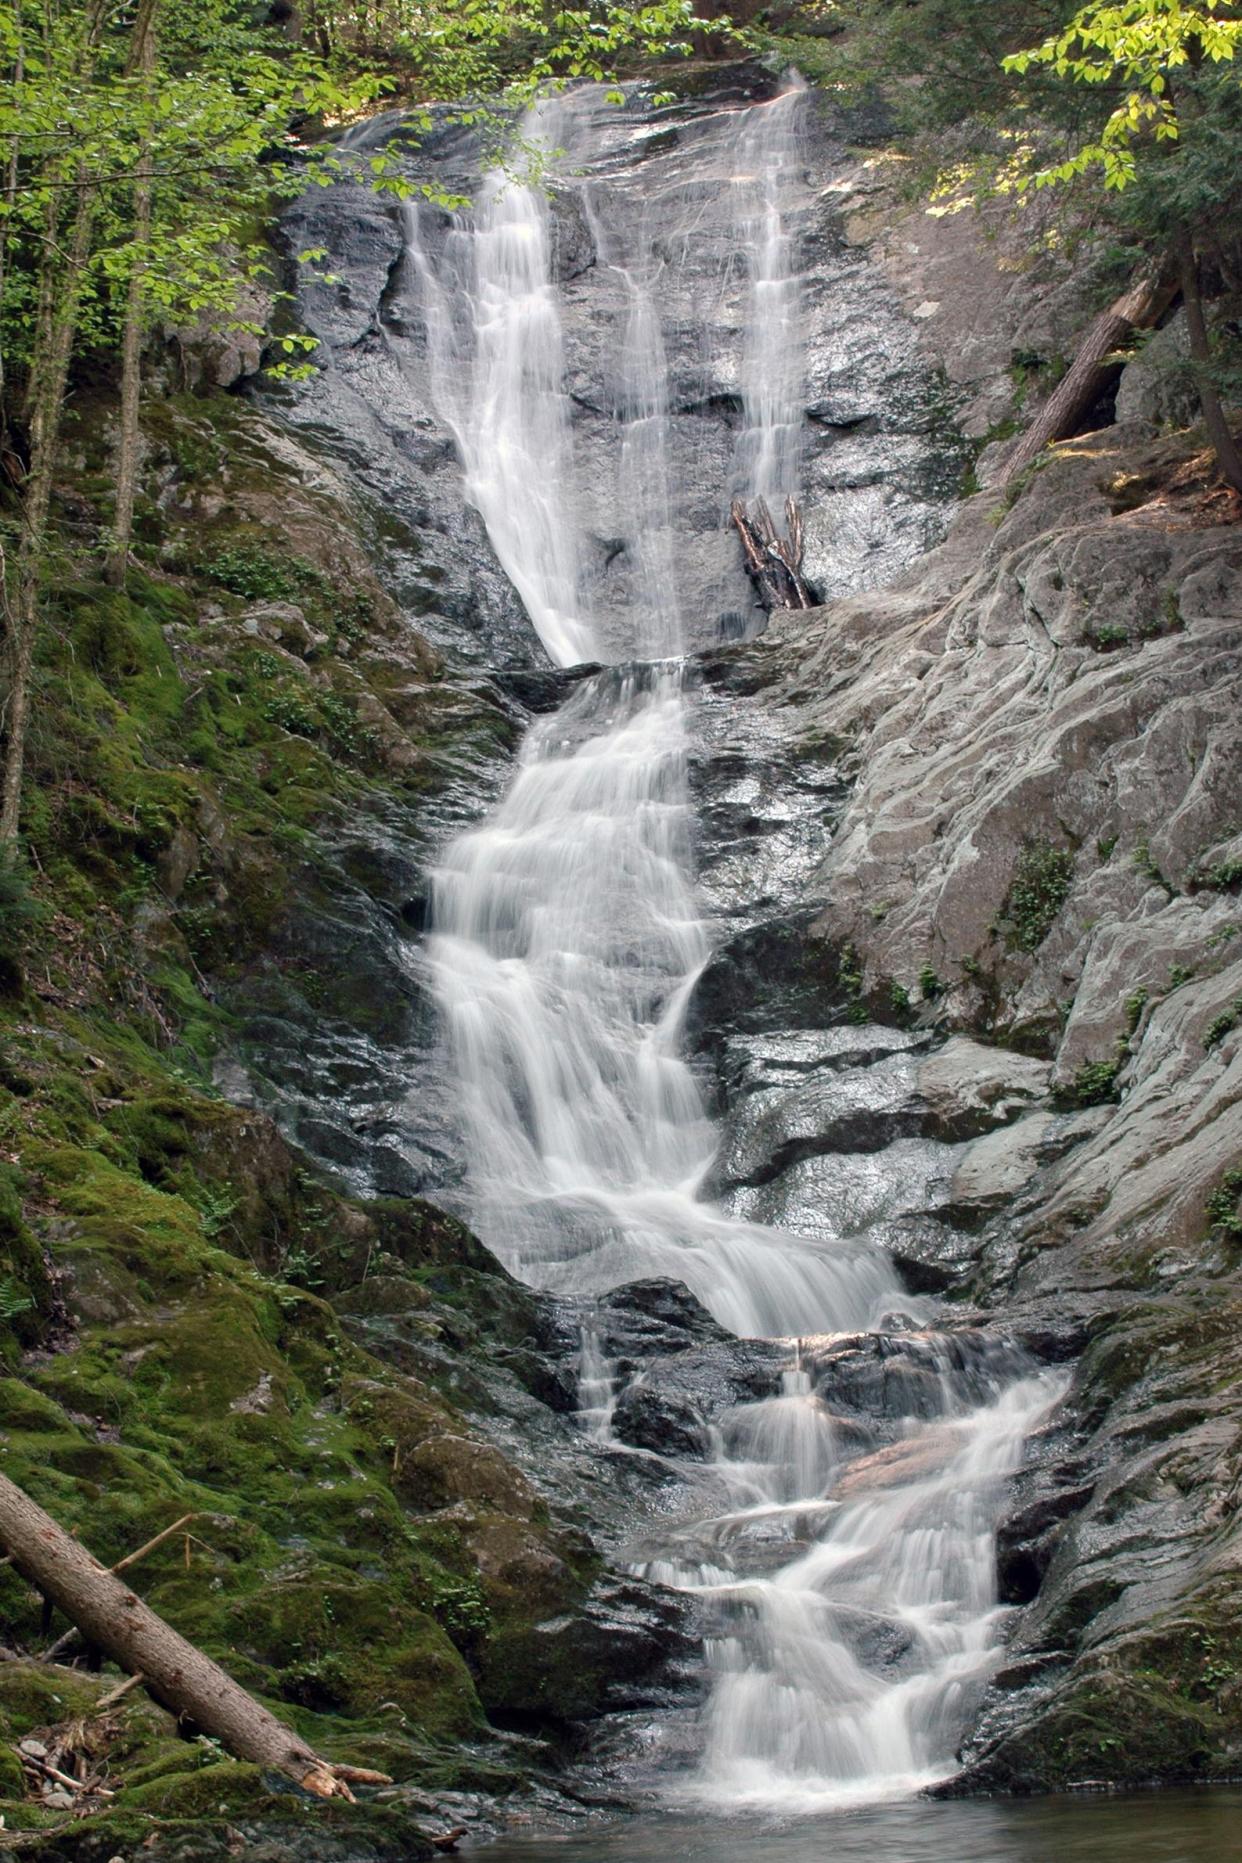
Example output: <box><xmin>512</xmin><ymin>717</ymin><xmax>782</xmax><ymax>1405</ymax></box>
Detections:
<box><xmin>272</xmin><ymin>70</ymin><xmax>970</xmax><ymax>667</ymax></box>
<box><xmin>686</xmin><ymin>428</ymin><xmax>1242</xmax><ymax>1790</ymax></box>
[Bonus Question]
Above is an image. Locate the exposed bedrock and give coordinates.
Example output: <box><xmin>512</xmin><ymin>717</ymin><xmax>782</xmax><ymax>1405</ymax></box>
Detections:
<box><xmin>270</xmin><ymin>70</ymin><xmax>969</xmax><ymax>668</ymax></box>
<box><xmin>684</xmin><ymin>428</ymin><xmax>1242</xmax><ymax>1790</ymax></box>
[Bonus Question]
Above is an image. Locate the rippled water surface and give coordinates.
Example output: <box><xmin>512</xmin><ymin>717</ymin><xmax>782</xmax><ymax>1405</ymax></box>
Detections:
<box><xmin>480</xmin><ymin>1793</ymin><xmax>1242</xmax><ymax>1863</ymax></box>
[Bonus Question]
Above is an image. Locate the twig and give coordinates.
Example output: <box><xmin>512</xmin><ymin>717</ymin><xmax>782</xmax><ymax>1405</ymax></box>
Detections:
<box><xmin>93</xmin><ymin>1671</ymin><xmax>145</xmax><ymax>1712</ymax></box>
<box><xmin>18</xmin><ymin>1752</ymin><xmax>114</xmax><ymax>1799</ymax></box>
<box><xmin>44</xmin><ymin>1514</ymin><xmax>202</xmax><ymax>1658</ymax></box>
<box><xmin>114</xmin><ymin>1513</ymin><xmax>198</xmax><ymax>1576</ymax></box>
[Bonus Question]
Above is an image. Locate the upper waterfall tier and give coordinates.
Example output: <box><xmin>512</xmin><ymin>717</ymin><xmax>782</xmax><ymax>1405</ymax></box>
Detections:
<box><xmin>277</xmin><ymin>71</ymin><xmax>971</xmax><ymax>671</ymax></box>
<box><xmin>402</xmin><ymin>83</ymin><xmax>814</xmax><ymax>668</ymax></box>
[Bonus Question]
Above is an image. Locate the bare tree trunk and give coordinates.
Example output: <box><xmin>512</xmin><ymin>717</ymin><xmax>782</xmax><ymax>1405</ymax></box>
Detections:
<box><xmin>0</xmin><ymin>180</ymin><xmax>97</xmax><ymax>847</ymax></box>
<box><xmin>0</xmin><ymin>1474</ymin><xmax>374</xmax><ymax>1799</ymax></box>
<box><xmin>1000</xmin><ymin>265</ymin><xmax>1178</xmax><ymax>487</ymax></box>
<box><xmin>1177</xmin><ymin>231</ymin><xmax>1242</xmax><ymax>497</ymax></box>
<box><xmin>105</xmin><ymin>0</ymin><xmax>161</xmax><ymax>589</ymax></box>
<box><xmin>0</xmin><ymin>35</ymin><xmax>25</xmax><ymax>445</ymax></box>
<box><xmin>0</xmin><ymin>0</ymin><xmax>110</xmax><ymax>848</ymax></box>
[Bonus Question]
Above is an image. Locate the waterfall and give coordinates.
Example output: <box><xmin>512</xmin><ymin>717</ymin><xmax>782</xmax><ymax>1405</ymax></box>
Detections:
<box><xmin>402</xmin><ymin>99</ymin><xmax>592</xmax><ymax>669</ymax></box>
<box><xmin>729</xmin><ymin>79</ymin><xmax>808</xmax><ymax>510</ymax></box>
<box><xmin>415</xmin><ymin>81</ymin><xmax>1059</xmax><ymax>1810</ymax></box>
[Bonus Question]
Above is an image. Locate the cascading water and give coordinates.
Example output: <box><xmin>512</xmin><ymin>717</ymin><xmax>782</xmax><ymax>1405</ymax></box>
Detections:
<box><xmin>729</xmin><ymin>79</ymin><xmax>807</xmax><ymax>511</ymax></box>
<box><xmin>415</xmin><ymin>80</ymin><xmax>1061</xmax><ymax>1810</ymax></box>
<box><xmin>402</xmin><ymin>100</ymin><xmax>592</xmax><ymax>668</ymax></box>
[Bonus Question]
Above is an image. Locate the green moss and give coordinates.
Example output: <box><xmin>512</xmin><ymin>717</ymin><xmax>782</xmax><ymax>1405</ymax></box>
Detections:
<box><xmin>838</xmin><ymin>941</ymin><xmax>868</xmax><ymax>1024</ymax></box>
<box><xmin>1004</xmin><ymin>1605</ymin><xmax>1242</xmax><ymax>1789</ymax></box>
<box><xmin>0</xmin><ymin>1164</ymin><xmax>51</xmax><ymax>1363</ymax></box>
<box><xmin>0</xmin><ymin>385</ymin><xmax>631</xmax><ymax>1849</ymax></box>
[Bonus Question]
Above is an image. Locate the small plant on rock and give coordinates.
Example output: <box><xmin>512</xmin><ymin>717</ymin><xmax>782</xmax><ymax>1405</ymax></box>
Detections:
<box><xmin>1205</xmin><ymin>999</ymin><xmax>1242</xmax><ymax>1050</ymax></box>
<box><xmin>1065</xmin><ymin>1056</ymin><xmax>1123</xmax><ymax>1107</ymax></box>
<box><xmin>1206</xmin><ymin>1170</ymin><xmax>1242</xmax><ymax>1241</ymax></box>
<box><xmin>1001</xmin><ymin>840</ymin><xmax>1075</xmax><ymax>954</ymax></box>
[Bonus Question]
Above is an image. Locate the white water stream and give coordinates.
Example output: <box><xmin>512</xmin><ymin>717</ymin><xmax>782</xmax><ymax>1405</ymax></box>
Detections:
<box><xmin>414</xmin><ymin>82</ymin><xmax>1059</xmax><ymax>1810</ymax></box>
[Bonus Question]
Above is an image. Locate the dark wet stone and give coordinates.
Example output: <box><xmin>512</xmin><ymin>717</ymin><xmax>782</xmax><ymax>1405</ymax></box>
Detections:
<box><xmin>599</xmin><ymin>1277</ymin><xmax>728</xmax><ymax>1342</ymax></box>
<box><xmin>611</xmin><ymin>1382</ymin><xmax>708</xmax><ymax>1459</ymax></box>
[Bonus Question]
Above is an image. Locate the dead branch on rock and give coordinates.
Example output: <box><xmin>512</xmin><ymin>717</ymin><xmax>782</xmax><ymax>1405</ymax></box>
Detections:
<box><xmin>730</xmin><ymin>495</ymin><xmax>815</xmax><ymax>610</ymax></box>
<box><xmin>0</xmin><ymin>1474</ymin><xmax>388</xmax><ymax>1802</ymax></box>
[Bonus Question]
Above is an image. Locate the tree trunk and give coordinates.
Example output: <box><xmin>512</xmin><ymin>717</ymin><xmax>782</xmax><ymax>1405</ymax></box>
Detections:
<box><xmin>0</xmin><ymin>36</ymin><xmax>25</xmax><ymax>442</ymax></box>
<box><xmin>105</xmin><ymin>0</ymin><xmax>161</xmax><ymax>589</ymax></box>
<box><xmin>0</xmin><ymin>181</ymin><xmax>96</xmax><ymax>846</ymax></box>
<box><xmin>1177</xmin><ymin>232</ymin><xmax>1242</xmax><ymax>497</ymax></box>
<box><xmin>0</xmin><ymin>0</ymin><xmax>109</xmax><ymax>848</ymax></box>
<box><xmin>1000</xmin><ymin>265</ymin><xmax>1178</xmax><ymax>487</ymax></box>
<box><xmin>0</xmin><ymin>1474</ymin><xmax>365</xmax><ymax>1799</ymax></box>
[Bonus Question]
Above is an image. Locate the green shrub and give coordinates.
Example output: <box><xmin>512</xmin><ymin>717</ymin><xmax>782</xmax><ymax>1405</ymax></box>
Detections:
<box><xmin>1206</xmin><ymin>999</ymin><xmax>1242</xmax><ymax>1050</ymax></box>
<box><xmin>1002</xmin><ymin>840</ymin><xmax>1074</xmax><ymax>954</ymax></box>
<box><xmin>203</xmin><ymin>543</ymin><xmax>316</xmax><ymax>604</ymax></box>
<box><xmin>1206</xmin><ymin>1169</ymin><xmax>1242</xmax><ymax>1240</ymax></box>
<box><xmin>1065</xmin><ymin>1057</ymin><xmax>1122</xmax><ymax>1107</ymax></box>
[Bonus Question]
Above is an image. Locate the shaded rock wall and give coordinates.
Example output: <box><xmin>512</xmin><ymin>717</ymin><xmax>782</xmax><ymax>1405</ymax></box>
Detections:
<box><xmin>272</xmin><ymin>70</ymin><xmax>970</xmax><ymax>667</ymax></box>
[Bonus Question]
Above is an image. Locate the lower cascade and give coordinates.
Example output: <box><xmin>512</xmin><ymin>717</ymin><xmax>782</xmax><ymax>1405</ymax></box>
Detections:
<box><xmin>422</xmin><ymin>79</ymin><xmax>1062</xmax><ymax>1808</ymax></box>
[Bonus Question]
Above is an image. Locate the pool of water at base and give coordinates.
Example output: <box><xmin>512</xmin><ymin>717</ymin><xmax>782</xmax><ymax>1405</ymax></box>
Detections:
<box><xmin>475</xmin><ymin>1791</ymin><xmax>1242</xmax><ymax>1863</ymax></box>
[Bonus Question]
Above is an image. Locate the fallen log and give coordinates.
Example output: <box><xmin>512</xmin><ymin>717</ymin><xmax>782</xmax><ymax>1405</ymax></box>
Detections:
<box><xmin>1000</xmin><ymin>263</ymin><xmax>1178</xmax><ymax>486</ymax></box>
<box><xmin>0</xmin><ymin>1474</ymin><xmax>384</xmax><ymax>1801</ymax></box>
<box><xmin>44</xmin><ymin>1512</ymin><xmax>202</xmax><ymax>1663</ymax></box>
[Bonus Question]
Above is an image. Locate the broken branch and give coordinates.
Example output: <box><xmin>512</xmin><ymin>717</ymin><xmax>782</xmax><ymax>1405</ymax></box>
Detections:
<box><xmin>730</xmin><ymin>495</ymin><xmax>815</xmax><ymax>611</ymax></box>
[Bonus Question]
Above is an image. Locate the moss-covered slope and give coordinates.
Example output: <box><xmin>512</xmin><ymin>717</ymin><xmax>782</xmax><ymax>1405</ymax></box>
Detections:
<box><xmin>0</xmin><ymin>386</ymin><xmax>607</xmax><ymax>1857</ymax></box>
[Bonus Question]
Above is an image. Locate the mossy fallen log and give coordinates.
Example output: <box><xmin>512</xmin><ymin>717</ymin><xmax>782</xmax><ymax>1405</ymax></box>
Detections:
<box><xmin>0</xmin><ymin>1473</ymin><xmax>386</xmax><ymax>1801</ymax></box>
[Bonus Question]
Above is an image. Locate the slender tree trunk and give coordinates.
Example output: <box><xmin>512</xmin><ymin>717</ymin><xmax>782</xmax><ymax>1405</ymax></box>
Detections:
<box><xmin>0</xmin><ymin>174</ymin><xmax>98</xmax><ymax>846</ymax></box>
<box><xmin>1177</xmin><ymin>231</ymin><xmax>1242</xmax><ymax>497</ymax></box>
<box><xmin>1000</xmin><ymin>265</ymin><xmax>1178</xmax><ymax>486</ymax></box>
<box><xmin>0</xmin><ymin>37</ymin><xmax>24</xmax><ymax>446</ymax></box>
<box><xmin>0</xmin><ymin>1473</ymin><xmax>367</xmax><ymax>1798</ymax></box>
<box><xmin>2</xmin><ymin>0</ymin><xmax>108</xmax><ymax>844</ymax></box>
<box><xmin>105</xmin><ymin>0</ymin><xmax>161</xmax><ymax>589</ymax></box>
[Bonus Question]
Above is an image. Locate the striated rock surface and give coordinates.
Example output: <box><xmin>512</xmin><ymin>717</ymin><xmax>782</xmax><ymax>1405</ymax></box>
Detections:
<box><xmin>688</xmin><ymin>426</ymin><xmax>1242</xmax><ymax>1790</ymax></box>
<box><xmin>240</xmin><ymin>72</ymin><xmax>1242</xmax><ymax>1798</ymax></box>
